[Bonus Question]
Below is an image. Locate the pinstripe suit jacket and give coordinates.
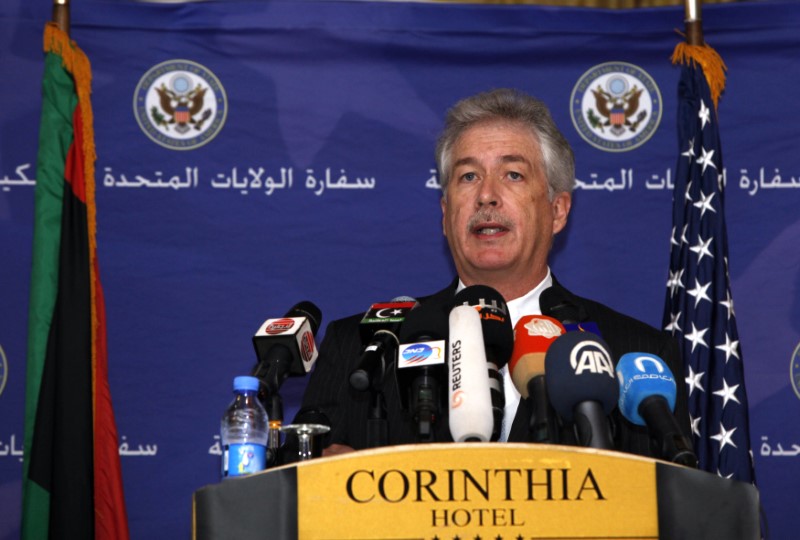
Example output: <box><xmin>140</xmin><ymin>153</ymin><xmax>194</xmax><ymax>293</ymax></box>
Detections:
<box><xmin>298</xmin><ymin>278</ymin><xmax>691</xmax><ymax>459</ymax></box>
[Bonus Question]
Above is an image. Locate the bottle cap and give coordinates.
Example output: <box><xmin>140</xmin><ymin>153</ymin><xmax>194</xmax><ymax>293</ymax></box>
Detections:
<box><xmin>233</xmin><ymin>376</ymin><xmax>260</xmax><ymax>392</ymax></box>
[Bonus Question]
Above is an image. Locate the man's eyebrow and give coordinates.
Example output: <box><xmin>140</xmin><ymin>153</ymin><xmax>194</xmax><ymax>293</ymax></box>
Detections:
<box><xmin>452</xmin><ymin>154</ymin><xmax>532</xmax><ymax>169</ymax></box>
<box><xmin>453</xmin><ymin>156</ymin><xmax>479</xmax><ymax>169</ymax></box>
<box><xmin>500</xmin><ymin>154</ymin><xmax>531</xmax><ymax>165</ymax></box>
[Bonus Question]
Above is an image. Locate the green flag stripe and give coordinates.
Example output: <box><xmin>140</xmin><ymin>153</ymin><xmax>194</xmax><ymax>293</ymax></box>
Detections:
<box><xmin>22</xmin><ymin>50</ymin><xmax>78</xmax><ymax>540</ymax></box>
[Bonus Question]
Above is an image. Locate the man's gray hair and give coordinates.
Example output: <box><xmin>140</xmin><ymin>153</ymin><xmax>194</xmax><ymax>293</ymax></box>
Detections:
<box><xmin>435</xmin><ymin>88</ymin><xmax>575</xmax><ymax>199</ymax></box>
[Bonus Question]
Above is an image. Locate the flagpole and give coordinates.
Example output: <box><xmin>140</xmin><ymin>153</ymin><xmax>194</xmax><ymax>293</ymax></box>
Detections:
<box><xmin>52</xmin><ymin>0</ymin><xmax>69</xmax><ymax>35</ymax></box>
<box><xmin>684</xmin><ymin>0</ymin><xmax>703</xmax><ymax>45</ymax></box>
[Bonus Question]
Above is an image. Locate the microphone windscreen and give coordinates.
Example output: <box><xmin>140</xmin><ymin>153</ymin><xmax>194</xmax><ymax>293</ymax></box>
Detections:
<box><xmin>452</xmin><ymin>285</ymin><xmax>513</xmax><ymax>368</ymax></box>
<box><xmin>616</xmin><ymin>352</ymin><xmax>677</xmax><ymax>426</ymax></box>
<box><xmin>509</xmin><ymin>315</ymin><xmax>565</xmax><ymax>397</ymax></box>
<box><xmin>398</xmin><ymin>301</ymin><xmax>448</xmax><ymax>342</ymax></box>
<box><xmin>448</xmin><ymin>305</ymin><xmax>493</xmax><ymax>442</ymax></box>
<box><xmin>286</xmin><ymin>301</ymin><xmax>323</xmax><ymax>334</ymax></box>
<box><xmin>539</xmin><ymin>287</ymin><xmax>584</xmax><ymax>325</ymax></box>
<box><xmin>545</xmin><ymin>332</ymin><xmax>619</xmax><ymax>422</ymax></box>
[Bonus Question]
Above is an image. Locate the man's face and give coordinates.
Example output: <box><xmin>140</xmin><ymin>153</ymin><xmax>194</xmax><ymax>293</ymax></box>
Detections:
<box><xmin>441</xmin><ymin>119</ymin><xmax>571</xmax><ymax>293</ymax></box>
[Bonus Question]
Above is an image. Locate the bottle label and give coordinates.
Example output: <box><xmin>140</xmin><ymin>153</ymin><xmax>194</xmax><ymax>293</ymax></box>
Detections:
<box><xmin>222</xmin><ymin>443</ymin><xmax>267</xmax><ymax>477</ymax></box>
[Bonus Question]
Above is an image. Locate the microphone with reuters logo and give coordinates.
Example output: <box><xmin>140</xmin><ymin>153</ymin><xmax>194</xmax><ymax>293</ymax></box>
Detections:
<box><xmin>447</xmin><ymin>305</ymin><xmax>493</xmax><ymax>442</ymax></box>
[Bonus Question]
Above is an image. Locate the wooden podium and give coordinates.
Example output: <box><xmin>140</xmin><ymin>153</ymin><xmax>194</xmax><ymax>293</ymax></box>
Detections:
<box><xmin>193</xmin><ymin>443</ymin><xmax>759</xmax><ymax>539</ymax></box>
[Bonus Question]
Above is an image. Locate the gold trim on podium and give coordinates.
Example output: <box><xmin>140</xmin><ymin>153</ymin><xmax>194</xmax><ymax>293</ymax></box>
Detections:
<box><xmin>294</xmin><ymin>443</ymin><xmax>658</xmax><ymax>539</ymax></box>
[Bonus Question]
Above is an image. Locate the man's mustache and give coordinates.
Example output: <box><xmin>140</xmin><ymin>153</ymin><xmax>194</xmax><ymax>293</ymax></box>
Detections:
<box><xmin>466</xmin><ymin>210</ymin><xmax>513</xmax><ymax>231</ymax></box>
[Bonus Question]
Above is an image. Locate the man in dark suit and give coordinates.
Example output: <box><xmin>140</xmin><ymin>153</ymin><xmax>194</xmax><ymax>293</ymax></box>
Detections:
<box><xmin>299</xmin><ymin>88</ymin><xmax>690</xmax><ymax>458</ymax></box>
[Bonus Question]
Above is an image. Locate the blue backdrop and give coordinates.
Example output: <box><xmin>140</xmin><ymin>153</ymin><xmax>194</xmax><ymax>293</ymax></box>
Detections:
<box><xmin>1</xmin><ymin>1</ymin><xmax>799</xmax><ymax>538</ymax></box>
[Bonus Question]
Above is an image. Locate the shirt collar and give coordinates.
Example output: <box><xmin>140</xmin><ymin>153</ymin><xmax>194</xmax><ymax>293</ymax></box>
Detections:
<box><xmin>455</xmin><ymin>268</ymin><xmax>553</xmax><ymax>328</ymax></box>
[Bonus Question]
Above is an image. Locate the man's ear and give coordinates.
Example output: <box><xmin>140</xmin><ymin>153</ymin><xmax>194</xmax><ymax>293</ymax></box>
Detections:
<box><xmin>551</xmin><ymin>192</ymin><xmax>572</xmax><ymax>235</ymax></box>
<box><xmin>440</xmin><ymin>196</ymin><xmax>447</xmax><ymax>237</ymax></box>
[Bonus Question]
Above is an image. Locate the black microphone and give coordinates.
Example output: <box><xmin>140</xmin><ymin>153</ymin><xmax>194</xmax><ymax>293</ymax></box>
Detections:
<box><xmin>540</xmin><ymin>286</ymin><xmax>586</xmax><ymax>325</ymax></box>
<box><xmin>540</xmin><ymin>286</ymin><xmax>603</xmax><ymax>341</ymax></box>
<box><xmin>452</xmin><ymin>285</ymin><xmax>513</xmax><ymax>442</ymax></box>
<box><xmin>545</xmin><ymin>332</ymin><xmax>619</xmax><ymax>450</ymax></box>
<box><xmin>252</xmin><ymin>301</ymin><xmax>322</xmax><ymax>466</ymax></box>
<box><xmin>396</xmin><ymin>301</ymin><xmax>448</xmax><ymax>441</ymax></box>
<box><xmin>616</xmin><ymin>353</ymin><xmax>697</xmax><ymax>467</ymax></box>
<box><xmin>349</xmin><ymin>298</ymin><xmax>418</xmax><ymax>392</ymax></box>
<box><xmin>252</xmin><ymin>301</ymin><xmax>322</xmax><ymax>393</ymax></box>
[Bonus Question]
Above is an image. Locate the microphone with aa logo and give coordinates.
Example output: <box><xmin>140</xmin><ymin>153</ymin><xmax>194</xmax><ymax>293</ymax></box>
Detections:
<box><xmin>616</xmin><ymin>353</ymin><xmax>697</xmax><ymax>467</ymax></box>
<box><xmin>545</xmin><ymin>332</ymin><xmax>619</xmax><ymax>450</ymax></box>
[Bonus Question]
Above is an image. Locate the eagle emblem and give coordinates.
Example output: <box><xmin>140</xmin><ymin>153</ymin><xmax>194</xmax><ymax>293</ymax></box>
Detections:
<box><xmin>570</xmin><ymin>62</ymin><xmax>662</xmax><ymax>153</ymax></box>
<box><xmin>152</xmin><ymin>83</ymin><xmax>212</xmax><ymax>134</ymax></box>
<box><xmin>588</xmin><ymin>81</ymin><xmax>647</xmax><ymax>136</ymax></box>
<box><xmin>134</xmin><ymin>60</ymin><xmax>227</xmax><ymax>151</ymax></box>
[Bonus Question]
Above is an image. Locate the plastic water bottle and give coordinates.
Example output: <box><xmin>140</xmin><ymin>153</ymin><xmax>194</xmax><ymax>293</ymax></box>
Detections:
<box><xmin>221</xmin><ymin>376</ymin><xmax>268</xmax><ymax>478</ymax></box>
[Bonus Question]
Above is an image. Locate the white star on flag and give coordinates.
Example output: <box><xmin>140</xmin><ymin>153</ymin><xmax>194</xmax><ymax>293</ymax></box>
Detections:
<box><xmin>715</xmin><ymin>334</ymin><xmax>740</xmax><ymax>363</ymax></box>
<box><xmin>720</xmin><ymin>290</ymin><xmax>735</xmax><ymax>320</ymax></box>
<box><xmin>682</xmin><ymin>138</ymin><xmax>696</xmax><ymax>160</ymax></box>
<box><xmin>685</xmin><ymin>364</ymin><xmax>705</xmax><ymax>396</ymax></box>
<box><xmin>667</xmin><ymin>269</ymin><xmax>685</xmax><ymax>297</ymax></box>
<box><xmin>710</xmin><ymin>423</ymin><xmax>738</xmax><ymax>452</ymax></box>
<box><xmin>685</xmin><ymin>323</ymin><xmax>709</xmax><ymax>353</ymax></box>
<box><xmin>697</xmin><ymin>147</ymin><xmax>717</xmax><ymax>174</ymax></box>
<box><xmin>713</xmin><ymin>379</ymin><xmax>741</xmax><ymax>408</ymax></box>
<box><xmin>693</xmin><ymin>190</ymin><xmax>716</xmax><ymax>217</ymax></box>
<box><xmin>698</xmin><ymin>99</ymin><xmax>711</xmax><ymax>128</ymax></box>
<box><xmin>689</xmin><ymin>234</ymin><xmax>714</xmax><ymax>262</ymax></box>
<box><xmin>665</xmin><ymin>311</ymin><xmax>682</xmax><ymax>334</ymax></box>
<box><xmin>687</xmin><ymin>278</ymin><xmax>712</xmax><ymax>307</ymax></box>
<box><xmin>690</xmin><ymin>414</ymin><xmax>702</xmax><ymax>438</ymax></box>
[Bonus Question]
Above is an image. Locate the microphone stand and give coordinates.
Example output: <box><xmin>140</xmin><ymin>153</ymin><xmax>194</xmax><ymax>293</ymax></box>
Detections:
<box><xmin>366</xmin><ymin>387</ymin><xmax>388</xmax><ymax>448</ymax></box>
<box><xmin>253</xmin><ymin>348</ymin><xmax>292</xmax><ymax>467</ymax></box>
<box><xmin>527</xmin><ymin>376</ymin><xmax>560</xmax><ymax>444</ymax></box>
<box><xmin>411</xmin><ymin>368</ymin><xmax>439</xmax><ymax>443</ymax></box>
<box><xmin>365</xmin><ymin>357</ymin><xmax>390</xmax><ymax>448</ymax></box>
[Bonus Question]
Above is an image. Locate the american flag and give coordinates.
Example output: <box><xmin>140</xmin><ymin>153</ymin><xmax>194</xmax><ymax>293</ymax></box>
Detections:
<box><xmin>662</xmin><ymin>44</ymin><xmax>756</xmax><ymax>483</ymax></box>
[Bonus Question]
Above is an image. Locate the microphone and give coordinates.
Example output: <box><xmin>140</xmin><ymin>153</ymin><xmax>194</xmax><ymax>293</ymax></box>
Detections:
<box><xmin>540</xmin><ymin>286</ymin><xmax>584</xmax><ymax>324</ymax></box>
<box><xmin>349</xmin><ymin>298</ymin><xmax>418</xmax><ymax>392</ymax></box>
<box><xmin>452</xmin><ymin>285</ymin><xmax>513</xmax><ymax>441</ymax></box>
<box><xmin>616</xmin><ymin>353</ymin><xmax>697</xmax><ymax>467</ymax></box>
<box><xmin>545</xmin><ymin>332</ymin><xmax>618</xmax><ymax>450</ymax></box>
<box><xmin>540</xmin><ymin>286</ymin><xmax>602</xmax><ymax>337</ymax></box>
<box><xmin>252</xmin><ymin>301</ymin><xmax>322</xmax><ymax>390</ymax></box>
<box><xmin>508</xmin><ymin>315</ymin><xmax>565</xmax><ymax>442</ymax></box>
<box><xmin>252</xmin><ymin>301</ymin><xmax>322</xmax><ymax>466</ymax></box>
<box><xmin>396</xmin><ymin>302</ymin><xmax>448</xmax><ymax>441</ymax></box>
<box><xmin>448</xmin><ymin>305</ymin><xmax>493</xmax><ymax>442</ymax></box>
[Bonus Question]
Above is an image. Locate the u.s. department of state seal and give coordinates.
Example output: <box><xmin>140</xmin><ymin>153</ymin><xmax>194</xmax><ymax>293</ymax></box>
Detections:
<box><xmin>791</xmin><ymin>341</ymin><xmax>800</xmax><ymax>401</ymax></box>
<box><xmin>133</xmin><ymin>60</ymin><xmax>227</xmax><ymax>150</ymax></box>
<box><xmin>570</xmin><ymin>62</ymin><xmax>662</xmax><ymax>152</ymax></box>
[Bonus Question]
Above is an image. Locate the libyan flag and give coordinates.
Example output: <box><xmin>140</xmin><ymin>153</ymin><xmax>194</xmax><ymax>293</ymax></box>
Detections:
<box><xmin>21</xmin><ymin>22</ymin><xmax>129</xmax><ymax>540</ymax></box>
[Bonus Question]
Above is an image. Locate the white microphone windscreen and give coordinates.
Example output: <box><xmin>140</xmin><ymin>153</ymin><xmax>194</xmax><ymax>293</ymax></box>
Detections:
<box><xmin>448</xmin><ymin>305</ymin><xmax>493</xmax><ymax>442</ymax></box>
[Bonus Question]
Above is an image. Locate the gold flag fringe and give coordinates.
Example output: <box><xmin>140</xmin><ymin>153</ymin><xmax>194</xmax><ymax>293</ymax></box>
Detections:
<box><xmin>42</xmin><ymin>21</ymin><xmax>101</xmax><ymax>410</ymax></box>
<box><xmin>671</xmin><ymin>41</ymin><xmax>727</xmax><ymax>110</ymax></box>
